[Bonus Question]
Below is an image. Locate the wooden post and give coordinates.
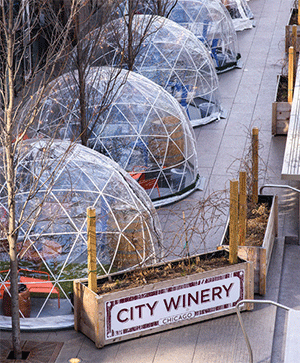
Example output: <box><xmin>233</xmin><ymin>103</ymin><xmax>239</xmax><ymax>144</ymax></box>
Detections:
<box><xmin>229</xmin><ymin>180</ymin><xmax>239</xmax><ymax>264</ymax></box>
<box><xmin>252</xmin><ymin>128</ymin><xmax>259</xmax><ymax>204</ymax></box>
<box><xmin>238</xmin><ymin>171</ymin><xmax>247</xmax><ymax>246</ymax></box>
<box><xmin>292</xmin><ymin>25</ymin><xmax>297</xmax><ymax>78</ymax></box>
<box><xmin>288</xmin><ymin>46</ymin><xmax>294</xmax><ymax>104</ymax></box>
<box><xmin>298</xmin><ymin>0</ymin><xmax>300</xmax><ymax>25</ymax></box>
<box><xmin>87</xmin><ymin>207</ymin><xmax>97</xmax><ymax>293</ymax></box>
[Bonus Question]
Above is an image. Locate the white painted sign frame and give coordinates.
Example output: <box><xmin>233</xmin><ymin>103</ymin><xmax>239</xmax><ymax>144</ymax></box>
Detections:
<box><xmin>105</xmin><ymin>270</ymin><xmax>245</xmax><ymax>340</ymax></box>
<box><xmin>74</xmin><ymin>252</ymin><xmax>254</xmax><ymax>348</ymax></box>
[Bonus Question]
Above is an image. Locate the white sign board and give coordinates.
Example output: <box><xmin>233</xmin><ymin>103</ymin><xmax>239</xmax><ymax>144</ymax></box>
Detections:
<box><xmin>105</xmin><ymin>269</ymin><xmax>245</xmax><ymax>339</ymax></box>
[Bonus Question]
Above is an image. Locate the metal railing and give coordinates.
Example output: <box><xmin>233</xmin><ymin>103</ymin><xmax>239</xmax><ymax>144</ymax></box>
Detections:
<box><xmin>260</xmin><ymin>183</ymin><xmax>300</xmax><ymax>241</ymax></box>
<box><xmin>236</xmin><ymin>299</ymin><xmax>290</xmax><ymax>363</ymax></box>
<box><xmin>260</xmin><ymin>184</ymin><xmax>300</xmax><ymax>195</ymax></box>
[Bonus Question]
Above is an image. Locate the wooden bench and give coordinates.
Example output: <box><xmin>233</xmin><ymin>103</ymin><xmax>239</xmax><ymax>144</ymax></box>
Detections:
<box><xmin>0</xmin><ymin>269</ymin><xmax>60</xmax><ymax>308</ymax></box>
<box><xmin>236</xmin><ymin>299</ymin><xmax>300</xmax><ymax>363</ymax></box>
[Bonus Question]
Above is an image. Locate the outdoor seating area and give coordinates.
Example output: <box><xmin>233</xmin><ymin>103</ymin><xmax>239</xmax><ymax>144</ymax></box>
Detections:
<box><xmin>222</xmin><ymin>0</ymin><xmax>254</xmax><ymax>31</ymax></box>
<box><xmin>168</xmin><ymin>0</ymin><xmax>242</xmax><ymax>73</ymax></box>
<box><xmin>0</xmin><ymin>141</ymin><xmax>163</xmax><ymax>328</ymax></box>
<box><xmin>0</xmin><ymin>269</ymin><xmax>60</xmax><ymax>310</ymax></box>
<box><xmin>3</xmin><ymin>3</ymin><xmax>300</xmax><ymax>362</ymax></box>
<box><xmin>81</xmin><ymin>15</ymin><xmax>224</xmax><ymax>126</ymax></box>
<box><xmin>22</xmin><ymin>68</ymin><xmax>200</xmax><ymax>207</ymax></box>
<box><xmin>0</xmin><ymin>0</ymin><xmax>258</xmax><ymax>332</ymax></box>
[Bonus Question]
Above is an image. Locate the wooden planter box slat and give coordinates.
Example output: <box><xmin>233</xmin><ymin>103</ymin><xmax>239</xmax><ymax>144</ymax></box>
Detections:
<box><xmin>74</xmin><ymin>250</ymin><xmax>254</xmax><ymax>348</ymax></box>
<box><xmin>219</xmin><ymin>195</ymin><xmax>278</xmax><ymax>295</ymax></box>
<box><xmin>74</xmin><ymin>285</ymin><xmax>101</xmax><ymax>345</ymax></box>
<box><xmin>272</xmin><ymin>75</ymin><xmax>291</xmax><ymax>136</ymax></box>
<box><xmin>285</xmin><ymin>8</ymin><xmax>300</xmax><ymax>54</ymax></box>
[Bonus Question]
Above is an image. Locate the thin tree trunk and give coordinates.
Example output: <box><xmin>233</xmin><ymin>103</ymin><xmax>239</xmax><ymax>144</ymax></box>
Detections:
<box><xmin>75</xmin><ymin>12</ymin><xmax>88</xmax><ymax>146</ymax></box>
<box><xmin>77</xmin><ymin>50</ymin><xmax>88</xmax><ymax>146</ymax></box>
<box><xmin>127</xmin><ymin>0</ymin><xmax>134</xmax><ymax>71</ymax></box>
<box><xmin>157</xmin><ymin>0</ymin><xmax>163</xmax><ymax>15</ymax></box>
<box><xmin>6</xmin><ymin>0</ymin><xmax>21</xmax><ymax>359</ymax></box>
<box><xmin>7</xmin><ymin>173</ymin><xmax>20</xmax><ymax>360</ymax></box>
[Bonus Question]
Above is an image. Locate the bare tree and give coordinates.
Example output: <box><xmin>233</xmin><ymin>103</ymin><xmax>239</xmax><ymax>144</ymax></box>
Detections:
<box><xmin>0</xmin><ymin>0</ymin><xmax>81</xmax><ymax>357</ymax></box>
<box><xmin>156</xmin><ymin>189</ymin><xmax>229</xmax><ymax>261</ymax></box>
<box><xmin>22</xmin><ymin>0</ymin><xmax>173</xmax><ymax>149</ymax></box>
<box><xmin>50</xmin><ymin>0</ymin><xmax>129</xmax><ymax>147</ymax></box>
<box><xmin>0</xmin><ymin>2</ymin><xmax>181</xmax><ymax>357</ymax></box>
<box><xmin>96</xmin><ymin>0</ymin><xmax>177</xmax><ymax>71</ymax></box>
<box><xmin>226</xmin><ymin>127</ymin><xmax>267</xmax><ymax>202</ymax></box>
<box><xmin>51</xmin><ymin>0</ymin><xmax>179</xmax><ymax>149</ymax></box>
<box><xmin>134</xmin><ymin>0</ymin><xmax>178</xmax><ymax>17</ymax></box>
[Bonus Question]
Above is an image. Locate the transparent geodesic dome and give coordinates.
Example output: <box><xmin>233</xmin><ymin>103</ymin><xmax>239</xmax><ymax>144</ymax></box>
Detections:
<box><xmin>168</xmin><ymin>0</ymin><xmax>241</xmax><ymax>73</ymax></box>
<box><xmin>79</xmin><ymin>15</ymin><xmax>224</xmax><ymax>127</ymax></box>
<box><xmin>21</xmin><ymin>67</ymin><xmax>200</xmax><ymax>207</ymax></box>
<box><xmin>0</xmin><ymin>140</ymin><xmax>163</xmax><ymax>328</ymax></box>
<box><xmin>222</xmin><ymin>0</ymin><xmax>254</xmax><ymax>31</ymax></box>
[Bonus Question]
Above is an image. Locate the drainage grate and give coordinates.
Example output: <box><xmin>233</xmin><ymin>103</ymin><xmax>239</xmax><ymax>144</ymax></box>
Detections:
<box><xmin>0</xmin><ymin>340</ymin><xmax>63</xmax><ymax>363</ymax></box>
<box><xmin>6</xmin><ymin>350</ymin><xmax>30</xmax><ymax>360</ymax></box>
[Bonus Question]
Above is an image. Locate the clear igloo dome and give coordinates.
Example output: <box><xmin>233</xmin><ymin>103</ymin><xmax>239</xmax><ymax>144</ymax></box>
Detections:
<box><xmin>21</xmin><ymin>67</ymin><xmax>200</xmax><ymax>207</ymax></box>
<box><xmin>222</xmin><ymin>0</ymin><xmax>254</xmax><ymax>31</ymax></box>
<box><xmin>78</xmin><ymin>15</ymin><xmax>224</xmax><ymax>127</ymax></box>
<box><xmin>0</xmin><ymin>140</ymin><xmax>163</xmax><ymax>328</ymax></box>
<box><xmin>168</xmin><ymin>0</ymin><xmax>241</xmax><ymax>73</ymax></box>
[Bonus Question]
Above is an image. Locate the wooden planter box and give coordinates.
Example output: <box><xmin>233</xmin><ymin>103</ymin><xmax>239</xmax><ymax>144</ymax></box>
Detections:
<box><xmin>219</xmin><ymin>195</ymin><xmax>278</xmax><ymax>296</ymax></box>
<box><xmin>272</xmin><ymin>75</ymin><xmax>291</xmax><ymax>135</ymax></box>
<box><xmin>74</xmin><ymin>249</ymin><xmax>254</xmax><ymax>348</ymax></box>
<box><xmin>285</xmin><ymin>8</ymin><xmax>300</xmax><ymax>54</ymax></box>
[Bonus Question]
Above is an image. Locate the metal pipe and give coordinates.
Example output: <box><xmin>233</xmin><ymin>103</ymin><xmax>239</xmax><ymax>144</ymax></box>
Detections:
<box><xmin>259</xmin><ymin>184</ymin><xmax>300</xmax><ymax>195</ymax></box>
<box><xmin>236</xmin><ymin>300</ymin><xmax>290</xmax><ymax>363</ymax></box>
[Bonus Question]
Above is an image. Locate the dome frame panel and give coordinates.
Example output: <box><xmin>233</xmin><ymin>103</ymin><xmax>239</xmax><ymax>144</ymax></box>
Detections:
<box><xmin>82</xmin><ymin>14</ymin><xmax>224</xmax><ymax>126</ymax></box>
<box><xmin>22</xmin><ymin>67</ymin><xmax>200</xmax><ymax>206</ymax></box>
<box><xmin>168</xmin><ymin>0</ymin><xmax>242</xmax><ymax>73</ymax></box>
<box><xmin>0</xmin><ymin>140</ymin><xmax>163</xmax><ymax>329</ymax></box>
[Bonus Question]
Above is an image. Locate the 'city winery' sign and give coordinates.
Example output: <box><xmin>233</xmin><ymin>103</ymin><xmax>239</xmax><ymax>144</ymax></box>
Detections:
<box><xmin>105</xmin><ymin>270</ymin><xmax>245</xmax><ymax>339</ymax></box>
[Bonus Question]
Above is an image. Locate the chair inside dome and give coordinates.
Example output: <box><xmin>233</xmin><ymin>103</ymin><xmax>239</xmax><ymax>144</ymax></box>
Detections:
<box><xmin>222</xmin><ymin>0</ymin><xmax>254</xmax><ymax>31</ymax></box>
<box><xmin>168</xmin><ymin>0</ymin><xmax>241</xmax><ymax>73</ymax></box>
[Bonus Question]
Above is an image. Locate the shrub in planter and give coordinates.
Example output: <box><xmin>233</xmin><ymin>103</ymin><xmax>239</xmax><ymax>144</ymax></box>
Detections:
<box><xmin>219</xmin><ymin>194</ymin><xmax>278</xmax><ymax>295</ymax></box>
<box><xmin>74</xmin><ymin>249</ymin><xmax>254</xmax><ymax>348</ymax></box>
<box><xmin>272</xmin><ymin>75</ymin><xmax>291</xmax><ymax>135</ymax></box>
<box><xmin>285</xmin><ymin>8</ymin><xmax>300</xmax><ymax>54</ymax></box>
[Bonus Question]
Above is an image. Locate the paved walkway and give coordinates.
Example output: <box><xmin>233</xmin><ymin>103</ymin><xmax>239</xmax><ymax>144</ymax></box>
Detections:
<box><xmin>0</xmin><ymin>0</ymin><xmax>298</xmax><ymax>362</ymax></box>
